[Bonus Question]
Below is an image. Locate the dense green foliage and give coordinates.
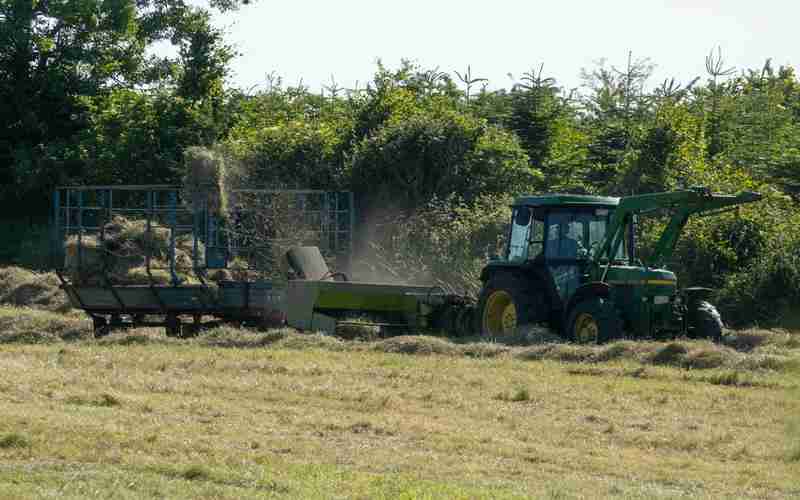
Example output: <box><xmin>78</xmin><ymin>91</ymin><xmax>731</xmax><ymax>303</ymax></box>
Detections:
<box><xmin>0</xmin><ymin>0</ymin><xmax>238</xmax><ymax>209</ymax></box>
<box><xmin>0</xmin><ymin>4</ymin><xmax>798</xmax><ymax>326</ymax></box>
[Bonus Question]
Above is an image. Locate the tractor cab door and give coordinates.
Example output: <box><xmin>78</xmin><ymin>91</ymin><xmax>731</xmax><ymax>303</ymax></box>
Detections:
<box><xmin>543</xmin><ymin>208</ymin><xmax>612</xmax><ymax>306</ymax></box>
<box><xmin>544</xmin><ymin>211</ymin><xmax>585</xmax><ymax>306</ymax></box>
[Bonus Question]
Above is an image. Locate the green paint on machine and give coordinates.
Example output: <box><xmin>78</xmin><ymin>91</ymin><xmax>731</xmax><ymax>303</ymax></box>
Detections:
<box><xmin>477</xmin><ymin>187</ymin><xmax>762</xmax><ymax>342</ymax></box>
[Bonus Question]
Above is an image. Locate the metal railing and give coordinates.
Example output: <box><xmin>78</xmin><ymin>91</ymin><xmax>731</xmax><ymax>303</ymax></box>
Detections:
<box><xmin>52</xmin><ymin>185</ymin><xmax>355</xmax><ymax>285</ymax></box>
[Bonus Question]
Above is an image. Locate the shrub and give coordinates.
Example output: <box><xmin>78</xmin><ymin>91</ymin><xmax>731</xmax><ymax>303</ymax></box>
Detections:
<box><xmin>717</xmin><ymin>236</ymin><xmax>800</xmax><ymax>326</ymax></box>
<box><xmin>350</xmin><ymin>111</ymin><xmax>537</xmax><ymax>216</ymax></box>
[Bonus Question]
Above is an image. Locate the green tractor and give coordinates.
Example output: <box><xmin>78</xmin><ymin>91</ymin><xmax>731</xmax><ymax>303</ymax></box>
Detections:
<box><xmin>477</xmin><ymin>187</ymin><xmax>762</xmax><ymax>342</ymax></box>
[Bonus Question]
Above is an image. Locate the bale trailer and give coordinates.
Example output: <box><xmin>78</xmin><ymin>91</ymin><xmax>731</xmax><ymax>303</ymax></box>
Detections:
<box><xmin>53</xmin><ymin>185</ymin><xmax>473</xmax><ymax>337</ymax></box>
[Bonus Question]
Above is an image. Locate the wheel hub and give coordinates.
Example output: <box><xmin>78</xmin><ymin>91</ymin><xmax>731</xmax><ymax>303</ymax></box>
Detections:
<box><xmin>483</xmin><ymin>290</ymin><xmax>517</xmax><ymax>336</ymax></box>
<box><xmin>574</xmin><ymin>312</ymin><xmax>599</xmax><ymax>343</ymax></box>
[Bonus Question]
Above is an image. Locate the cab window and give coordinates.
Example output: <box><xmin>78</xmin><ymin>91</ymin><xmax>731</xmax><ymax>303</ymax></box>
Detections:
<box><xmin>546</xmin><ymin>211</ymin><xmax>586</xmax><ymax>259</ymax></box>
<box><xmin>507</xmin><ymin>207</ymin><xmax>531</xmax><ymax>261</ymax></box>
<box><xmin>545</xmin><ymin>208</ymin><xmax>626</xmax><ymax>260</ymax></box>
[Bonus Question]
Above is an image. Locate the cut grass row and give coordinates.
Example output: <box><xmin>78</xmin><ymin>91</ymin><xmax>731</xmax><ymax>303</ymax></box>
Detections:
<box><xmin>0</xmin><ymin>305</ymin><xmax>798</xmax><ymax>498</ymax></box>
<box><xmin>0</xmin><ymin>340</ymin><xmax>798</xmax><ymax>498</ymax></box>
<box><xmin>0</xmin><ymin>306</ymin><xmax>797</xmax><ymax>378</ymax></box>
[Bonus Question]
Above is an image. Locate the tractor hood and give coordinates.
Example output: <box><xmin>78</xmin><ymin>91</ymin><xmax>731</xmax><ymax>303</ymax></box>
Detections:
<box><xmin>604</xmin><ymin>266</ymin><xmax>677</xmax><ymax>290</ymax></box>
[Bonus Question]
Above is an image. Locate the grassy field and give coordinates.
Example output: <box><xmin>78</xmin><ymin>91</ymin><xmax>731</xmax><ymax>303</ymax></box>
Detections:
<box><xmin>0</xmin><ymin>306</ymin><xmax>798</xmax><ymax>499</ymax></box>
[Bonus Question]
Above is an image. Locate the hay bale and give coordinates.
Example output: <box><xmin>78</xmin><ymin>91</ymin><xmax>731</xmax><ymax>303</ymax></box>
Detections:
<box><xmin>63</xmin><ymin>215</ymin><xmax>206</xmax><ymax>286</ymax></box>
<box><xmin>102</xmin><ymin>216</ymin><xmax>172</xmax><ymax>261</ymax></box>
<box><xmin>183</xmin><ymin>146</ymin><xmax>228</xmax><ymax>214</ymax></box>
<box><xmin>122</xmin><ymin>266</ymin><xmax>171</xmax><ymax>285</ymax></box>
<box><xmin>207</xmin><ymin>268</ymin><xmax>233</xmax><ymax>281</ymax></box>
<box><xmin>64</xmin><ymin>235</ymin><xmax>106</xmax><ymax>284</ymax></box>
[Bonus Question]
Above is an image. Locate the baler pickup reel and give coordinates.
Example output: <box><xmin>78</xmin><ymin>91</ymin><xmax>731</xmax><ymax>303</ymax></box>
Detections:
<box><xmin>284</xmin><ymin>246</ymin><xmax>475</xmax><ymax>336</ymax></box>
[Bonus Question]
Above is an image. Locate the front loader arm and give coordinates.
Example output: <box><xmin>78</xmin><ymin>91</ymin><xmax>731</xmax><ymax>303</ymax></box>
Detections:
<box><xmin>594</xmin><ymin>187</ymin><xmax>762</xmax><ymax>271</ymax></box>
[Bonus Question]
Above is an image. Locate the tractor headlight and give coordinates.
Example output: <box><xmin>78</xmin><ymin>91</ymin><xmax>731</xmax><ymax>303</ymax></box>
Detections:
<box><xmin>653</xmin><ymin>296</ymin><xmax>670</xmax><ymax>305</ymax></box>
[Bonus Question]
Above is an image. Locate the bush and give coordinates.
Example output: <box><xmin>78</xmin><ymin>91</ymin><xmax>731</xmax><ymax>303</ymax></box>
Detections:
<box><xmin>717</xmin><ymin>237</ymin><xmax>800</xmax><ymax>326</ymax></box>
<box><xmin>634</xmin><ymin>179</ymin><xmax>800</xmax><ymax>327</ymax></box>
<box><xmin>227</xmin><ymin>119</ymin><xmax>348</xmax><ymax>190</ymax></box>
<box><xmin>351</xmin><ymin>111</ymin><xmax>537</xmax><ymax>217</ymax></box>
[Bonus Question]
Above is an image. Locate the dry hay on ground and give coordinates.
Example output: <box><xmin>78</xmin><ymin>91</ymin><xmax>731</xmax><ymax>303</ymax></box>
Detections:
<box><xmin>0</xmin><ymin>267</ymin><xmax>70</xmax><ymax>312</ymax></box>
<box><xmin>0</xmin><ymin>307</ymin><xmax>90</xmax><ymax>343</ymax></box>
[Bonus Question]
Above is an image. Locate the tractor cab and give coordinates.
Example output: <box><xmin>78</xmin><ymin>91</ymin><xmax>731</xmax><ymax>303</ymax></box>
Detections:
<box><xmin>506</xmin><ymin>195</ymin><xmax>626</xmax><ymax>263</ymax></box>
<box><xmin>478</xmin><ymin>187</ymin><xmax>762</xmax><ymax>343</ymax></box>
<box><xmin>488</xmin><ymin>194</ymin><xmax>636</xmax><ymax>337</ymax></box>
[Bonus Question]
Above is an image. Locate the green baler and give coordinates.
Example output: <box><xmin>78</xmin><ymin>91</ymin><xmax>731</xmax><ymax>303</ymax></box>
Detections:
<box><xmin>283</xmin><ymin>247</ymin><xmax>474</xmax><ymax>335</ymax></box>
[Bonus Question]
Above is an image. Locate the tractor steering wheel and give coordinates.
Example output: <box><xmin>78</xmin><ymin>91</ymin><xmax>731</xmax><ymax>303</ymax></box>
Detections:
<box><xmin>587</xmin><ymin>241</ymin><xmax>601</xmax><ymax>258</ymax></box>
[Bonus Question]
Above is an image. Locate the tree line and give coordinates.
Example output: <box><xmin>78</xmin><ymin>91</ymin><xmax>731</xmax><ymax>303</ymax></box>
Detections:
<box><xmin>2</xmin><ymin>0</ymin><xmax>799</xmax><ymax>324</ymax></box>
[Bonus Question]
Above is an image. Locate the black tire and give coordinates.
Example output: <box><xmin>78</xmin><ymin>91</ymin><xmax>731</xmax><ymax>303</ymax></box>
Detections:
<box><xmin>565</xmin><ymin>297</ymin><xmax>622</xmax><ymax>344</ymax></box>
<box><xmin>689</xmin><ymin>301</ymin><xmax>723</xmax><ymax>342</ymax></box>
<box><xmin>477</xmin><ymin>273</ymin><xmax>542</xmax><ymax>337</ymax></box>
<box><xmin>165</xmin><ymin>314</ymin><xmax>182</xmax><ymax>338</ymax></box>
<box><xmin>92</xmin><ymin>317</ymin><xmax>110</xmax><ymax>338</ymax></box>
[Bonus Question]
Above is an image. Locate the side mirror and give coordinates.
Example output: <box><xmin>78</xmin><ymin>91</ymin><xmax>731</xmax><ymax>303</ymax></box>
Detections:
<box><xmin>514</xmin><ymin>207</ymin><xmax>531</xmax><ymax>226</ymax></box>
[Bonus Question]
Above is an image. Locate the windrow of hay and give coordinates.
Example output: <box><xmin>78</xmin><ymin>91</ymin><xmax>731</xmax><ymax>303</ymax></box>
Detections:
<box><xmin>363</xmin><ymin>333</ymin><xmax>797</xmax><ymax>372</ymax></box>
<box><xmin>0</xmin><ymin>307</ymin><xmax>91</xmax><ymax>343</ymax></box>
<box><xmin>63</xmin><ymin>215</ymin><xmax>204</xmax><ymax>285</ymax></box>
<box><xmin>375</xmin><ymin>335</ymin><xmax>461</xmax><ymax>355</ymax></box>
<box><xmin>0</xmin><ymin>267</ymin><xmax>70</xmax><ymax>312</ymax></box>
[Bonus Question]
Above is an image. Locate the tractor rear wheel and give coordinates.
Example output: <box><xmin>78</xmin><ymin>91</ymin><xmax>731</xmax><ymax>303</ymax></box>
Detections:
<box><xmin>566</xmin><ymin>297</ymin><xmax>621</xmax><ymax>344</ymax></box>
<box><xmin>689</xmin><ymin>301</ymin><xmax>723</xmax><ymax>342</ymax></box>
<box><xmin>477</xmin><ymin>274</ymin><xmax>540</xmax><ymax>337</ymax></box>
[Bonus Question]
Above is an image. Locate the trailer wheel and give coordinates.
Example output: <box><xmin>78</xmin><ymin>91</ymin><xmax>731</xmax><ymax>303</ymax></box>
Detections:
<box><xmin>689</xmin><ymin>301</ymin><xmax>723</xmax><ymax>342</ymax></box>
<box><xmin>92</xmin><ymin>317</ymin><xmax>110</xmax><ymax>338</ymax></box>
<box><xmin>165</xmin><ymin>314</ymin><xmax>182</xmax><ymax>337</ymax></box>
<box><xmin>566</xmin><ymin>297</ymin><xmax>621</xmax><ymax>344</ymax></box>
<box><xmin>477</xmin><ymin>274</ymin><xmax>541</xmax><ymax>337</ymax></box>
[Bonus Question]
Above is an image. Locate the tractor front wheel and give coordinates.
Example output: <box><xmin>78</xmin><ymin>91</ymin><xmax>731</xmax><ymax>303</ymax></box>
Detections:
<box><xmin>566</xmin><ymin>298</ymin><xmax>621</xmax><ymax>344</ymax></box>
<box><xmin>477</xmin><ymin>274</ymin><xmax>539</xmax><ymax>337</ymax></box>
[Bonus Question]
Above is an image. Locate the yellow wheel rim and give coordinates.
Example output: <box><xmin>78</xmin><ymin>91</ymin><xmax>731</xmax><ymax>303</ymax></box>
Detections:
<box><xmin>483</xmin><ymin>290</ymin><xmax>517</xmax><ymax>336</ymax></box>
<box><xmin>574</xmin><ymin>312</ymin><xmax>599</xmax><ymax>344</ymax></box>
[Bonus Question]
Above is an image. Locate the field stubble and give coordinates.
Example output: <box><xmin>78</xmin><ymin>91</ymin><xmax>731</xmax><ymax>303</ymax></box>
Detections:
<box><xmin>0</xmin><ymin>305</ymin><xmax>798</xmax><ymax>498</ymax></box>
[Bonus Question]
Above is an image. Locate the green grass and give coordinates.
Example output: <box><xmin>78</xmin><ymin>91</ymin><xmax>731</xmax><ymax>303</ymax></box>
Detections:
<box><xmin>0</xmin><ymin>432</ymin><xmax>30</xmax><ymax>449</ymax></box>
<box><xmin>0</xmin><ymin>307</ymin><xmax>798</xmax><ymax>498</ymax></box>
